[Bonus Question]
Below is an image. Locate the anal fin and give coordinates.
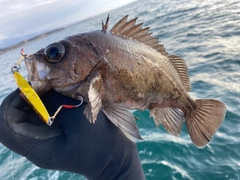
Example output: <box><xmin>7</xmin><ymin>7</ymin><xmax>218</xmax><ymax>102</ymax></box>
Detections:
<box><xmin>150</xmin><ymin>107</ymin><xmax>185</xmax><ymax>136</ymax></box>
<box><xmin>102</xmin><ymin>104</ymin><xmax>142</xmax><ymax>140</ymax></box>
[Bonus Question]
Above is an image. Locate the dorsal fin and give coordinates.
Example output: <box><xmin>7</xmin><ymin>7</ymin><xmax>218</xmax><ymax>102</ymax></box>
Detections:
<box><xmin>169</xmin><ymin>55</ymin><xmax>191</xmax><ymax>91</ymax></box>
<box><xmin>110</xmin><ymin>15</ymin><xmax>168</xmax><ymax>56</ymax></box>
<box><xmin>102</xmin><ymin>14</ymin><xmax>110</xmax><ymax>32</ymax></box>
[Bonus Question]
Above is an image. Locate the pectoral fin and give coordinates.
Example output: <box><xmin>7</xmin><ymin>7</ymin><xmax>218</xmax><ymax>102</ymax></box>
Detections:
<box><xmin>84</xmin><ymin>75</ymin><xmax>102</xmax><ymax>123</ymax></box>
<box><xmin>103</xmin><ymin>104</ymin><xmax>142</xmax><ymax>140</ymax></box>
<box><xmin>150</xmin><ymin>107</ymin><xmax>185</xmax><ymax>136</ymax></box>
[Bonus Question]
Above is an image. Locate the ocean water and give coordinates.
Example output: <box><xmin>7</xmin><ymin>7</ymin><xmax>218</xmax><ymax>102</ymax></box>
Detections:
<box><xmin>0</xmin><ymin>0</ymin><xmax>240</xmax><ymax>179</ymax></box>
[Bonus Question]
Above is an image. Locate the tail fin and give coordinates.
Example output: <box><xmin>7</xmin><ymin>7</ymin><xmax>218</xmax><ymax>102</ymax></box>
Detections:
<box><xmin>186</xmin><ymin>99</ymin><xmax>226</xmax><ymax>148</ymax></box>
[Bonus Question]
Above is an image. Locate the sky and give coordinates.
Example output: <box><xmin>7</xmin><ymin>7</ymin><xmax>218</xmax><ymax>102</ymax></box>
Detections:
<box><xmin>0</xmin><ymin>0</ymin><xmax>136</xmax><ymax>49</ymax></box>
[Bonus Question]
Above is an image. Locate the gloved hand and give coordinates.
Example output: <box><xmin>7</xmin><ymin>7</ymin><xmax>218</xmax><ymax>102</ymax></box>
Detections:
<box><xmin>0</xmin><ymin>89</ymin><xmax>145</xmax><ymax>180</ymax></box>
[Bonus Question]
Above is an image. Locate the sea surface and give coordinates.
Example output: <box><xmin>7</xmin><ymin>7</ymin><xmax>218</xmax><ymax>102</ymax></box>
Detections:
<box><xmin>0</xmin><ymin>0</ymin><xmax>240</xmax><ymax>179</ymax></box>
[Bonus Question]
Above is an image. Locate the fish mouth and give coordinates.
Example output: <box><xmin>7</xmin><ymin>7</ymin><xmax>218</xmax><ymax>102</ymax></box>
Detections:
<box><xmin>24</xmin><ymin>55</ymin><xmax>52</xmax><ymax>95</ymax></box>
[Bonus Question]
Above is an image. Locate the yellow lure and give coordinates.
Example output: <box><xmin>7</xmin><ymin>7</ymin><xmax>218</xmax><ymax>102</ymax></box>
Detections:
<box><xmin>13</xmin><ymin>71</ymin><xmax>53</xmax><ymax>125</ymax></box>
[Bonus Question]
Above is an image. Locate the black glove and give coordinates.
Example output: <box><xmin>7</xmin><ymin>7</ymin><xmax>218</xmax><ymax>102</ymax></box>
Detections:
<box><xmin>0</xmin><ymin>89</ymin><xmax>145</xmax><ymax>180</ymax></box>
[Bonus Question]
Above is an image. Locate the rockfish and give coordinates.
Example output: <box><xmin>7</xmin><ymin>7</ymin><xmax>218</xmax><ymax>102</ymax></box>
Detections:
<box><xmin>24</xmin><ymin>15</ymin><xmax>226</xmax><ymax>148</ymax></box>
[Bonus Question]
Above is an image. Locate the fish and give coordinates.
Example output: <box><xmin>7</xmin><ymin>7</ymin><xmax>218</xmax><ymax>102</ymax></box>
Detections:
<box><xmin>24</xmin><ymin>15</ymin><xmax>226</xmax><ymax>148</ymax></box>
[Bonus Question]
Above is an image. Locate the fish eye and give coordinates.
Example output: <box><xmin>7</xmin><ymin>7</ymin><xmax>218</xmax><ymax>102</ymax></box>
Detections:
<box><xmin>44</xmin><ymin>43</ymin><xmax>65</xmax><ymax>62</ymax></box>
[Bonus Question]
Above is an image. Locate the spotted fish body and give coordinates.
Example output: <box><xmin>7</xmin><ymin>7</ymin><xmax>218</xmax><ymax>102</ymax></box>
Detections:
<box><xmin>24</xmin><ymin>15</ymin><xmax>226</xmax><ymax>148</ymax></box>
